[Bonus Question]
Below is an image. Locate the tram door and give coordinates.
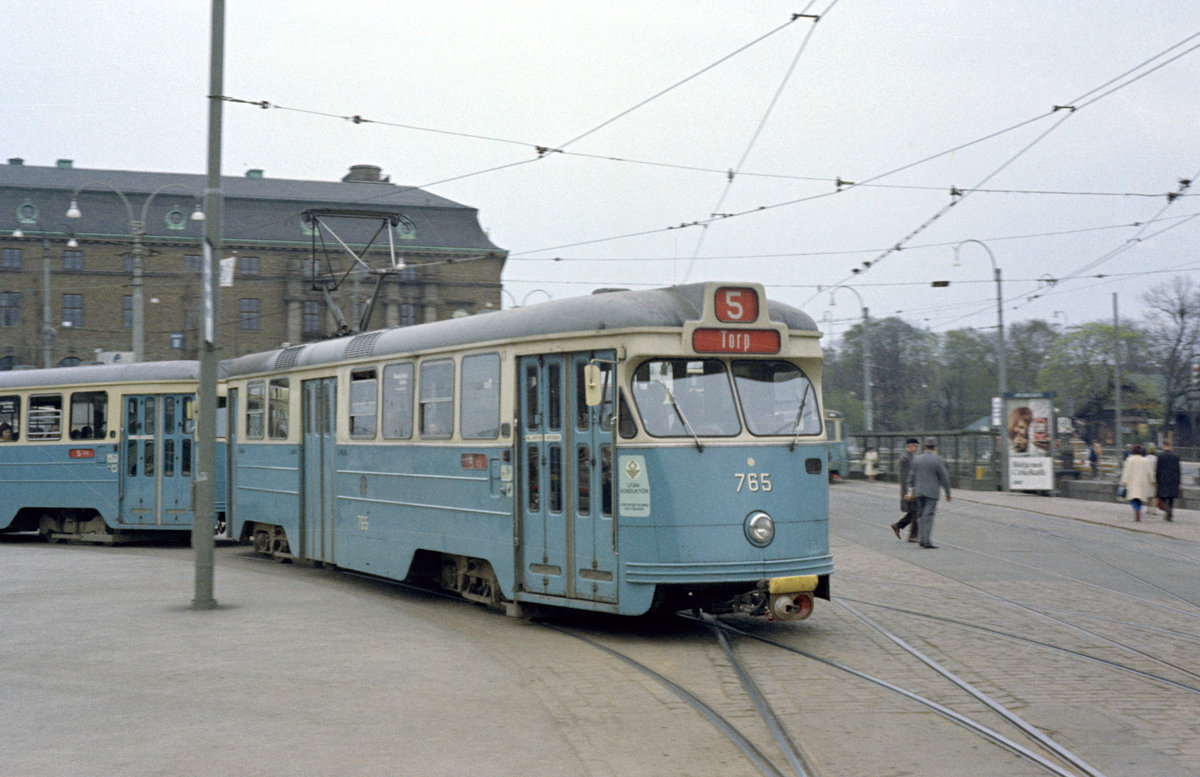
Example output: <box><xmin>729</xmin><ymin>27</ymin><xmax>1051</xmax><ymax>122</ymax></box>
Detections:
<box><xmin>301</xmin><ymin>377</ymin><xmax>337</xmax><ymax>563</ymax></box>
<box><xmin>121</xmin><ymin>394</ymin><xmax>194</xmax><ymax>526</ymax></box>
<box><xmin>518</xmin><ymin>352</ymin><xmax>617</xmax><ymax>603</ymax></box>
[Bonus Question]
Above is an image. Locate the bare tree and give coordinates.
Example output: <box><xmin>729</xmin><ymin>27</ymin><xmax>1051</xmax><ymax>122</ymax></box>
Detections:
<box><xmin>1140</xmin><ymin>276</ymin><xmax>1200</xmax><ymax>440</ymax></box>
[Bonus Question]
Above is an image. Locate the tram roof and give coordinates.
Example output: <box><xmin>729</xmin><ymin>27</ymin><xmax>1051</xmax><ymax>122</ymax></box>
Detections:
<box><xmin>0</xmin><ymin>360</ymin><xmax>218</xmax><ymax>389</ymax></box>
<box><xmin>225</xmin><ymin>284</ymin><xmax>818</xmax><ymax>376</ymax></box>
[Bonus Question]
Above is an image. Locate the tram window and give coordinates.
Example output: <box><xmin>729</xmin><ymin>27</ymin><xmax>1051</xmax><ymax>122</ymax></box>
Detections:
<box><xmin>144</xmin><ymin>440</ymin><xmax>154</xmax><ymax>476</ymax></box>
<box><xmin>523</xmin><ymin>364</ymin><xmax>539</xmax><ymax>430</ymax></box>
<box><xmin>350</xmin><ymin>370</ymin><xmax>377</xmax><ymax>438</ymax></box>
<box><xmin>631</xmin><ymin>359</ymin><xmax>739</xmax><ymax>437</ymax></box>
<box><xmin>617</xmin><ymin>391</ymin><xmax>636</xmax><ymax>439</ymax></box>
<box><xmin>27</xmin><ymin>394</ymin><xmax>63</xmax><ymax>441</ymax></box>
<box><xmin>382</xmin><ymin>362</ymin><xmax>414</xmax><ymax>439</ymax></box>
<box><xmin>127</xmin><ymin>440</ymin><xmax>137</xmax><ymax>476</ymax></box>
<box><xmin>164</xmin><ymin>397</ymin><xmax>176</xmax><ymax>435</ymax></box>
<box><xmin>68</xmin><ymin>391</ymin><xmax>106</xmax><ymax>440</ymax></box>
<box><xmin>461</xmin><ymin>353</ymin><xmax>500</xmax><ymax>439</ymax></box>
<box><xmin>182</xmin><ymin>396</ymin><xmax>195</xmax><ymax>435</ymax></box>
<box><xmin>576</xmin><ymin>360</ymin><xmax>614</xmax><ymax>432</ymax></box>
<box><xmin>246</xmin><ymin>380</ymin><xmax>265</xmax><ymax>439</ymax></box>
<box><xmin>526</xmin><ymin>445</ymin><xmax>540</xmax><ymax>512</ymax></box>
<box><xmin>268</xmin><ymin>378</ymin><xmax>290</xmax><ymax>439</ymax></box>
<box><xmin>549</xmin><ymin>444</ymin><xmax>563</xmax><ymax>513</ymax></box>
<box><xmin>0</xmin><ymin>395</ymin><xmax>20</xmax><ymax>441</ymax></box>
<box><xmin>732</xmin><ymin>360</ymin><xmax>820</xmax><ymax>436</ymax></box>
<box><xmin>576</xmin><ymin>445</ymin><xmax>591</xmax><ymax>515</ymax></box>
<box><xmin>600</xmin><ymin>445</ymin><xmax>613</xmax><ymax>517</ymax></box>
<box><xmin>181</xmin><ymin>439</ymin><xmax>192</xmax><ymax>477</ymax></box>
<box><xmin>163</xmin><ymin>439</ymin><xmax>175</xmax><ymax>477</ymax></box>
<box><xmin>126</xmin><ymin>398</ymin><xmax>139</xmax><ymax>435</ymax></box>
<box><xmin>144</xmin><ymin>397</ymin><xmax>155</xmax><ymax>435</ymax></box>
<box><xmin>419</xmin><ymin>359</ymin><xmax>454</xmax><ymax>438</ymax></box>
<box><xmin>547</xmin><ymin>362</ymin><xmax>562</xmax><ymax>431</ymax></box>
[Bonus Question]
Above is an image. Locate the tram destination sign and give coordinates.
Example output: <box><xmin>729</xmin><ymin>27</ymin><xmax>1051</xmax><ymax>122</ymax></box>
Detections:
<box><xmin>692</xmin><ymin>327</ymin><xmax>781</xmax><ymax>354</ymax></box>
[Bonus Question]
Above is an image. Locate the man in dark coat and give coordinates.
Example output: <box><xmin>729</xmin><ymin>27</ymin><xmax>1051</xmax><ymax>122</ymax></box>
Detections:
<box><xmin>905</xmin><ymin>437</ymin><xmax>952</xmax><ymax>548</ymax></box>
<box><xmin>891</xmin><ymin>438</ymin><xmax>921</xmax><ymax>541</ymax></box>
<box><xmin>1155</xmin><ymin>440</ymin><xmax>1182</xmax><ymax>521</ymax></box>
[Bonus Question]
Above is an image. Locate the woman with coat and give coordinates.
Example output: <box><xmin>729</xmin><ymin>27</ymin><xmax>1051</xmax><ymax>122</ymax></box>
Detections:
<box><xmin>1155</xmin><ymin>440</ymin><xmax>1182</xmax><ymax>521</ymax></box>
<box><xmin>1119</xmin><ymin>444</ymin><xmax>1155</xmax><ymax>522</ymax></box>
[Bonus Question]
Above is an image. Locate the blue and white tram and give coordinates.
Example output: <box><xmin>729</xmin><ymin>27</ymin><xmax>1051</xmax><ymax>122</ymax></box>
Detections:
<box><xmin>226</xmin><ymin>282</ymin><xmax>832</xmax><ymax>619</ymax></box>
<box><xmin>0</xmin><ymin>361</ymin><xmax>227</xmax><ymax>542</ymax></box>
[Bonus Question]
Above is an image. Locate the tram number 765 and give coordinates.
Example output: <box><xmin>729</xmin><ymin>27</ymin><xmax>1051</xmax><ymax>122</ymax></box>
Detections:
<box><xmin>734</xmin><ymin>472</ymin><xmax>772</xmax><ymax>493</ymax></box>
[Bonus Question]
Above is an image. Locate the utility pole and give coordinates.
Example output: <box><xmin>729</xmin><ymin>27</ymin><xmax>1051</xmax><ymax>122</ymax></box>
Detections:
<box><xmin>1113</xmin><ymin>293</ymin><xmax>1122</xmax><ymax>454</ymax></box>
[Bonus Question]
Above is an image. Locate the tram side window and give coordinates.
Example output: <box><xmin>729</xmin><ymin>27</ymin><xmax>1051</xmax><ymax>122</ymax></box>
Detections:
<box><xmin>69</xmin><ymin>392</ymin><xmax>107</xmax><ymax>440</ymax></box>
<box><xmin>460</xmin><ymin>353</ymin><xmax>499</xmax><ymax>439</ymax></box>
<box><xmin>246</xmin><ymin>380</ymin><xmax>265</xmax><ymax>439</ymax></box>
<box><xmin>732</xmin><ymin>360</ymin><xmax>820</xmax><ymax>436</ymax></box>
<box><xmin>268</xmin><ymin>378</ymin><xmax>289</xmax><ymax>439</ymax></box>
<box><xmin>27</xmin><ymin>394</ymin><xmax>62</xmax><ymax>441</ymax></box>
<box><xmin>617</xmin><ymin>391</ymin><xmax>636</xmax><ymax>439</ymax></box>
<box><xmin>350</xmin><ymin>370</ymin><xmax>377</xmax><ymax>439</ymax></box>
<box><xmin>0</xmin><ymin>395</ymin><xmax>19</xmax><ymax>440</ymax></box>
<box><xmin>382</xmin><ymin>362</ymin><xmax>414</xmax><ymax>439</ymax></box>
<box><xmin>419</xmin><ymin>359</ymin><xmax>454</xmax><ymax>438</ymax></box>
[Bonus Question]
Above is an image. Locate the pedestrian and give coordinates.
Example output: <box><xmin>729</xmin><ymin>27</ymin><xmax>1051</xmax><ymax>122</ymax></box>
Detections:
<box><xmin>1118</xmin><ymin>444</ymin><xmax>1155</xmax><ymax>522</ymax></box>
<box><xmin>1144</xmin><ymin>446</ymin><xmax>1159</xmax><ymax>515</ymax></box>
<box><xmin>1087</xmin><ymin>440</ymin><xmax>1099</xmax><ymax>478</ymax></box>
<box><xmin>1155</xmin><ymin>440</ymin><xmax>1182</xmax><ymax>522</ymax></box>
<box><xmin>891</xmin><ymin>438</ymin><xmax>921</xmax><ymax>541</ymax></box>
<box><xmin>905</xmin><ymin>437</ymin><xmax>952</xmax><ymax>549</ymax></box>
<box><xmin>863</xmin><ymin>447</ymin><xmax>879</xmax><ymax>482</ymax></box>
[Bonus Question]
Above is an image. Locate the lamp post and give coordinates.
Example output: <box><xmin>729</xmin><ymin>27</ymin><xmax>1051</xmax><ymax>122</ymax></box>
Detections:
<box><xmin>953</xmin><ymin>239</ymin><xmax>1006</xmax><ymax>489</ymax></box>
<box><xmin>829</xmin><ymin>285</ymin><xmax>873</xmax><ymax>431</ymax></box>
<box><xmin>66</xmin><ymin>183</ymin><xmax>203</xmax><ymax>362</ymax></box>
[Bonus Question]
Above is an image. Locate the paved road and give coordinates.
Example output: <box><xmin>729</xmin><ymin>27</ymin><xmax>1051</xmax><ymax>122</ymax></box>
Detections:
<box><xmin>3</xmin><ymin>485</ymin><xmax>1198</xmax><ymax>776</ymax></box>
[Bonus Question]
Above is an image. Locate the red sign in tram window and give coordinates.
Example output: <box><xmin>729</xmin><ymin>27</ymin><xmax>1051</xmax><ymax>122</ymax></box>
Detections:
<box><xmin>692</xmin><ymin>328</ymin><xmax>781</xmax><ymax>354</ymax></box>
<box><xmin>69</xmin><ymin>448</ymin><xmax>95</xmax><ymax>459</ymax></box>
<box><xmin>460</xmin><ymin>453</ymin><xmax>487</xmax><ymax>470</ymax></box>
<box><xmin>714</xmin><ymin>287</ymin><xmax>759</xmax><ymax>323</ymax></box>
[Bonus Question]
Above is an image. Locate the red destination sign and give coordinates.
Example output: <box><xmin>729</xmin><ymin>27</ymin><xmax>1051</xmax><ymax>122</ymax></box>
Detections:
<box><xmin>714</xmin><ymin>287</ymin><xmax>759</xmax><ymax>323</ymax></box>
<box><xmin>692</xmin><ymin>328</ymin><xmax>780</xmax><ymax>354</ymax></box>
<box><xmin>69</xmin><ymin>448</ymin><xmax>95</xmax><ymax>459</ymax></box>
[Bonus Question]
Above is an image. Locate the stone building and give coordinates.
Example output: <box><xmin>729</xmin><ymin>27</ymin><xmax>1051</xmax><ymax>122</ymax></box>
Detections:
<box><xmin>0</xmin><ymin>159</ymin><xmax>506</xmax><ymax>368</ymax></box>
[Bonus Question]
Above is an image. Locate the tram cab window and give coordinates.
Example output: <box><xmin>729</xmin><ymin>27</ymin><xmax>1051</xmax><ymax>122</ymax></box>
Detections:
<box><xmin>460</xmin><ymin>353</ymin><xmax>500</xmax><ymax>439</ymax></box>
<box><xmin>350</xmin><ymin>370</ymin><xmax>377</xmax><ymax>438</ymax></box>
<box><xmin>245</xmin><ymin>380</ymin><xmax>265</xmax><ymax>439</ymax></box>
<box><xmin>27</xmin><ymin>394</ymin><xmax>63</xmax><ymax>441</ymax></box>
<box><xmin>381</xmin><ymin>363</ymin><xmax>414</xmax><ymax>439</ymax></box>
<box><xmin>419</xmin><ymin>359</ymin><xmax>454</xmax><ymax>438</ymax></box>
<box><xmin>631</xmin><ymin>359</ymin><xmax>740</xmax><ymax>437</ymax></box>
<box><xmin>732</xmin><ymin>360</ymin><xmax>820</xmax><ymax>436</ymax></box>
<box><xmin>0</xmin><ymin>395</ymin><xmax>19</xmax><ymax>440</ymax></box>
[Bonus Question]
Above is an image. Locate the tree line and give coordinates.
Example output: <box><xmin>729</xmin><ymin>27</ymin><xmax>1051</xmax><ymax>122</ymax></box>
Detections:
<box><xmin>822</xmin><ymin>276</ymin><xmax>1200</xmax><ymax>446</ymax></box>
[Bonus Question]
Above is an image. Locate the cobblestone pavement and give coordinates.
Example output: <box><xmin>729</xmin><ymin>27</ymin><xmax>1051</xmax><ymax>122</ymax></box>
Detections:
<box><xmin>2</xmin><ymin>485</ymin><xmax>1197</xmax><ymax>776</ymax></box>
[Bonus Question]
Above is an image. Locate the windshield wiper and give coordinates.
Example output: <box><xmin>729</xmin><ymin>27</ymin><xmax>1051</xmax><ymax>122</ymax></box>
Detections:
<box><xmin>663</xmin><ymin>384</ymin><xmax>703</xmax><ymax>452</ymax></box>
<box><xmin>789</xmin><ymin>382</ymin><xmax>813</xmax><ymax>451</ymax></box>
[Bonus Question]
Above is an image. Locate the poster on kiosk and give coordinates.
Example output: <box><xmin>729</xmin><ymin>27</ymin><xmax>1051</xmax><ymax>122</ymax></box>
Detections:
<box><xmin>1004</xmin><ymin>393</ymin><xmax>1055</xmax><ymax>490</ymax></box>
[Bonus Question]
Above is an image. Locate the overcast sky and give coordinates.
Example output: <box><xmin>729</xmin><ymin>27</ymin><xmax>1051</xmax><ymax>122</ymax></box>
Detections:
<box><xmin>4</xmin><ymin>1</ymin><xmax>1198</xmax><ymax>344</ymax></box>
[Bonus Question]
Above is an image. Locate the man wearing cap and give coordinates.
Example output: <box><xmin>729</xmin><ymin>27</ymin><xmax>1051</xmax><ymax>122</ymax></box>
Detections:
<box><xmin>905</xmin><ymin>437</ymin><xmax>952</xmax><ymax>549</ymax></box>
<box><xmin>891</xmin><ymin>438</ymin><xmax>921</xmax><ymax>541</ymax></box>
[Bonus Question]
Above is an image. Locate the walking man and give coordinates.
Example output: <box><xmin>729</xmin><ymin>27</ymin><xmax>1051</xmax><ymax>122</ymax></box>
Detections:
<box><xmin>1155</xmin><ymin>440</ymin><xmax>1182</xmax><ymax>521</ymax></box>
<box><xmin>905</xmin><ymin>437</ymin><xmax>952</xmax><ymax>549</ymax></box>
<box><xmin>891</xmin><ymin>437</ymin><xmax>921</xmax><ymax>541</ymax></box>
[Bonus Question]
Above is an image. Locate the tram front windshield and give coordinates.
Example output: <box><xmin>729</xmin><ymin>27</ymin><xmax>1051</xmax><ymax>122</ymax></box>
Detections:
<box><xmin>630</xmin><ymin>358</ymin><xmax>820</xmax><ymax>437</ymax></box>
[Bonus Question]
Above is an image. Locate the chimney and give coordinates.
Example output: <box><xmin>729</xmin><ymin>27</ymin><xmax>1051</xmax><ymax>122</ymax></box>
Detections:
<box><xmin>56</xmin><ymin>159</ymin><xmax>73</xmax><ymax>169</ymax></box>
<box><xmin>8</xmin><ymin>158</ymin><xmax>24</xmax><ymax>165</ymax></box>
<box><xmin>245</xmin><ymin>169</ymin><xmax>264</xmax><ymax>179</ymax></box>
<box><xmin>342</xmin><ymin>164</ymin><xmax>383</xmax><ymax>183</ymax></box>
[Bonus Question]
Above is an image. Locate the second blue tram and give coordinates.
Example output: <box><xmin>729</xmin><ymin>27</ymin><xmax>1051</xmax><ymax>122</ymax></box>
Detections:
<box><xmin>226</xmin><ymin>283</ymin><xmax>832</xmax><ymax>619</ymax></box>
<box><xmin>0</xmin><ymin>361</ymin><xmax>226</xmax><ymax>542</ymax></box>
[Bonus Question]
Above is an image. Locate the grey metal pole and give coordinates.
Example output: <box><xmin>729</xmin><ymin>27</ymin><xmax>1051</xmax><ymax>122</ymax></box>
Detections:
<box><xmin>994</xmin><ymin>265</ymin><xmax>1006</xmax><ymax>396</ymax></box>
<box><xmin>861</xmin><ymin>305</ymin><xmax>874</xmax><ymax>432</ymax></box>
<box><xmin>1113</xmin><ymin>293</ymin><xmax>1122</xmax><ymax>455</ymax></box>
<box><xmin>41</xmin><ymin>239</ymin><xmax>53</xmax><ymax>367</ymax></box>
<box><xmin>192</xmin><ymin>0</ymin><xmax>224</xmax><ymax>610</ymax></box>
<box><xmin>131</xmin><ymin>221</ymin><xmax>145</xmax><ymax>362</ymax></box>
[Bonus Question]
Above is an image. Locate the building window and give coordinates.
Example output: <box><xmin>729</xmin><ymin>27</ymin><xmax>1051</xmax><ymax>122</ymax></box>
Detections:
<box><xmin>239</xmin><ymin>256</ymin><xmax>259</xmax><ymax>277</ymax></box>
<box><xmin>400</xmin><ymin>302</ymin><xmax>417</xmax><ymax>327</ymax></box>
<box><xmin>1</xmin><ymin>248</ymin><xmax>22</xmax><ymax>269</ymax></box>
<box><xmin>63</xmin><ymin>250</ymin><xmax>83</xmax><ymax>271</ymax></box>
<box><xmin>124</xmin><ymin>253</ymin><xmax>134</xmax><ymax>272</ymax></box>
<box><xmin>184</xmin><ymin>254</ymin><xmax>202</xmax><ymax>273</ymax></box>
<box><xmin>239</xmin><ymin>298</ymin><xmax>260</xmax><ymax>331</ymax></box>
<box><xmin>302</xmin><ymin>300</ymin><xmax>323</xmax><ymax>338</ymax></box>
<box><xmin>1</xmin><ymin>292</ymin><xmax>19</xmax><ymax>326</ymax></box>
<box><xmin>62</xmin><ymin>294</ymin><xmax>83</xmax><ymax>328</ymax></box>
<box><xmin>123</xmin><ymin>296</ymin><xmax>132</xmax><ymax>329</ymax></box>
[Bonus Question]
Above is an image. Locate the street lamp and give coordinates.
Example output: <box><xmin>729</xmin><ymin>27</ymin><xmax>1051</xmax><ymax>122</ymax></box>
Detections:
<box><xmin>828</xmin><ymin>285</ymin><xmax>873</xmax><ymax>431</ymax></box>
<box><xmin>952</xmin><ymin>239</ymin><xmax>1006</xmax><ymax>396</ymax></box>
<box><xmin>66</xmin><ymin>182</ymin><xmax>203</xmax><ymax>362</ymax></box>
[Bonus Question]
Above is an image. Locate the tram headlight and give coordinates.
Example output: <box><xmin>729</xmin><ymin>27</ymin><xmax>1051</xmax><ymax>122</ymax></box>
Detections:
<box><xmin>744</xmin><ymin>511</ymin><xmax>775</xmax><ymax>547</ymax></box>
